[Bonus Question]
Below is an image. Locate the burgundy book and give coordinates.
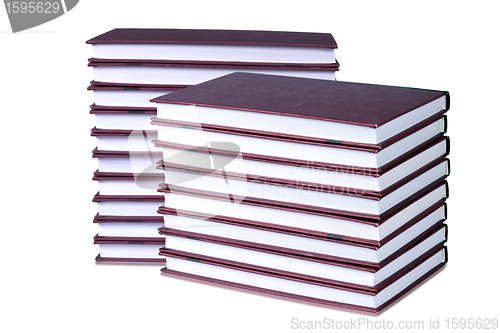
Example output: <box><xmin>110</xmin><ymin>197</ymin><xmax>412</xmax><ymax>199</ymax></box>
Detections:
<box><xmin>92</xmin><ymin>147</ymin><xmax>163</xmax><ymax>176</ymax></box>
<box><xmin>157</xmin><ymin>180</ymin><xmax>448</xmax><ymax>247</ymax></box>
<box><xmin>92</xmin><ymin>147</ymin><xmax>163</xmax><ymax>159</ymax></box>
<box><xmin>153</xmin><ymin>135</ymin><xmax>449</xmax><ymax>176</ymax></box>
<box><xmin>160</xmin><ymin>244</ymin><xmax>447</xmax><ymax>313</ymax></box>
<box><xmin>88</xmin><ymin>61</ymin><xmax>338</xmax><ymax>71</ymax></box>
<box><xmin>94</xmin><ymin>235</ymin><xmax>165</xmax><ymax>263</ymax></box>
<box><xmin>87</xmin><ymin>83</ymin><xmax>185</xmax><ymax>92</ymax></box>
<box><xmin>93</xmin><ymin>192</ymin><xmax>163</xmax><ymax>220</ymax></box>
<box><xmin>158</xmin><ymin>177</ymin><xmax>448</xmax><ymax>223</ymax></box>
<box><xmin>95</xmin><ymin>255</ymin><xmax>164</xmax><ymax>264</ymax></box>
<box><xmin>88</xmin><ymin>82</ymin><xmax>184</xmax><ymax>110</ymax></box>
<box><xmin>89</xmin><ymin>62</ymin><xmax>338</xmax><ymax>87</ymax></box>
<box><xmin>86</xmin><ymin>28</ymin><xmax>338</xmax><ymax>67</ymax></box>
<box><xmin>92</xmin><ymin>192</ymin><xmax>163</xmax><ymax>203</ymax></box>
<box><xmin>159</xmin><ymin>239</ymin><xmax>444</xmax><ymax>292</ymax></box>
<box><xmin>156</xmin><ymin>156</ymin><xmax>448</xmax><ymax>224</ymax></box>
<box><xmin>88</xmin><ymin>57</ymin><xmax>340</xmax><ymax>68</ymax></box>
<box><xmin>158</xmin><ymin>197</ymin><xmax>446</xmax><ymax>246</ymax></box>
<box><xmin>154</xmin><ymin>136</ymin><xmax>450</xmax><ymax>183</ymax></box>
<box><xmin>157</xmin><ymin>151</ymin><xmax>448</xmax><ymax>200</ymax></box>
<box><xmin>151</xmin><ymin>111</ymin><xmax>446</xmax><ymax>151</ymax></box>
<box><xmin>90</xmin><ymin>103</ymin><xmax>157</xmax><ymax>112</ymax></box>
<box><xmin>92</xmin><ymin>170</ymin><xmax>163</xmax><ymax>181</ymax></box>
<box><xmin>160</xmin><ymin>222</ymin><xmax>447</xmax><ymax>284</ymax></box>
<box><xmin>151</xmin><ymin>72</ymin><xmax>450</xmax><ymax>144</ymax></box>
<box><xmin>94</xmin><ymin>235</ymin><xmax>164</xmax><ymax>244</ymax></box>
<box><xmin>151</xmin><ymin>72</ymin><xmax>448</xmax><ymax>130</ymax></box>
<box><xmin>157</xmin><ymin>202</ymin><xmax>447</xmax><ymax>267</ymax></box>
<box><xmin>159</xmin><ymin>222</ymin><xmax>446</xmax><ymax>291</ymax></box>
<box><xmin>92</xmin><ymin>169</ymin><xmax>164</xmax><ymax>196</ymax></box>
<box><xmin>93</xmin><ymin>213</ymin><xmax>163</xmax><ymax>224</ymax></box>
<box><xmin>91</xmin><ymin>127</ymin><xmax>160</xmax><ymax>155</ymax></box>
<box><xmin>86</xmin><ymin>28</ymin><xmax>337</xmax><ymax>48</ymax></box>
<box><xmin>91</xmin><ymin>127</ymin><xmax>157</xmax><ymax>137</ymax></box>
<box><xmin>89</xmin><ymin>80</ymin><xmax>190</xmax><ymax>89</ymax></box>
<box><xmin>157</xmin><ymin>175</ymin><xmax>448</xmax><ymax>221</ymax></box>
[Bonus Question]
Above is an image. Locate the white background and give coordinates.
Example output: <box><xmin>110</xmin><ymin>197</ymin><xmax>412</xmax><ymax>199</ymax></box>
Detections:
<box><xmin>1</xmin><ymin>1</ymin><xmax>499</xmax><ymax>332</ymax></box>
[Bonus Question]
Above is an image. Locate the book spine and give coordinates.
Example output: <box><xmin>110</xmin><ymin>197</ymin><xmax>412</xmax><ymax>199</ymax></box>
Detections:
<box><xmin>442</xmin><ymin>203</ymin><xmax>448</xmax><ymax>221</ymax></box>
<box><xmin>442</xmin><ymin>224</ymin><xmax>449</xmax><ymax>243</ymax></box>
<box><xmin>442</xmin><ymin>246</ymin><xmax>449</xmax><ymax>265</ymax></box>
<box><xmin>444</xmin><ymin>91</ymin><xmax>451</xmax><ymax>112</ymax></box>
<box><xmin>445</xmin><ymin>137</ymin><xmax>451</xmax><ymax>156</ymax></box>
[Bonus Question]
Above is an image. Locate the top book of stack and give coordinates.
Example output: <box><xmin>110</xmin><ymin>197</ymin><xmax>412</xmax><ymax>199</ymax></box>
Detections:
<box><xmin>151</xmin><ymin>72</ymin><xmax>449</xmax><ymax>146</ymax></box>
<box><xmin>86</xmin><ymin>28</ymin><xmax>338</xmax><ymax>67</ymax></box>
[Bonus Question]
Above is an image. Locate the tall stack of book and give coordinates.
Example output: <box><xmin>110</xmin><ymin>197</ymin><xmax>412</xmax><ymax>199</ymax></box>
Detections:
<box><xmin>87</xmin><ymin>29</ymin><xmax>339</xmax><ymax>263</ymax></box>
<box><xmin>151</xmin><ymin>72</ymin><xmax>450</xmax><ymax>312</ymax></box>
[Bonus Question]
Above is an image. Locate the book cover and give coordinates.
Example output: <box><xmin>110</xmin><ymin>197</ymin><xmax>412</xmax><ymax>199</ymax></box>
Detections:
<box><xmin>86</xmin><ymin>28</ymin><xmax>338</xmax><ymax>49</ymax></box>
<box><xmin>151</xmin><ymin>72</ymin><xmax>449</xmax><ymax>128</ymax></box>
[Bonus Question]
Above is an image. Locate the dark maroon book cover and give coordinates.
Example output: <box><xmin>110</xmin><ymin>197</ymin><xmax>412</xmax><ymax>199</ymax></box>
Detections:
<box><xmin>86</xmin><ymin>28</ymin><xmax>337</xmax><ymax>49</ymax></box>
<box><xmin>92</xmin><ymin>170</ymin><xmax>164</xmax><ymax>181</ymax></box>
<box><xmin>88</xmin><ymin>83</ymin><xmax>185</xmax><ymax>92</ymax></box>
<box><xmin>88</xmin><ymin>57</ymin><xmax>340</xmax><ymax>68</ymax></box>
<box><xmin>94</xmin><ymin>235</ymin><xmax>165</xmax><ymax>263</ymax></box>
<box><xmin>95</xmin><ymin>254</ymin><xmax>165</xmax><ymax>264</ymax></box>
<box><xmin>158</xmin><ymin>218</ymin><xmax>447</xmax><ymax>267</ymax></box>
<box><xmin>154</xmin><ymin>135</ymin><xmax>448</xmax><ymax>178</ymax></box>
<box><xmin>158</xmin><ymin>178</ymin><xmax>448</xmax><ymax>225</ymax></box>
<box><xmin>159</xmin><ymin>240</ymin><xmax>444</xmax><ymax>292</ymax></box>
<box><xmin>153</xmin><ymin>135</ymin><xmax>449</xmax><ymax>176</ymax></box>
<box><xmin>94</xmin><ymin>234</ymin><xmax>164</xmax><ymax>244</ymax></box>
<box><xmin>157</xmin><ymin>152</ymin><xmax>448</xmax><ymax>200</ymax></box>
<box><xmin>160</xmin><ymin>245</ymin><xmax>447</xmax><ymax>313</ymax></box>
<box><xmin>94</xmin><ymin>234</ymin><xmax>165</xmax><ymax>263</ymax></box>
<box><xmin>158</xmin><ymin>176</ymin><xmax>448</xmax><ymax>221</ymax></box>
<box><xmin>151</xmin><ymin>72</ymin><xmax>449</xmax><ymax>128</ymax></box>
<box><xmin>92</xmin><ymin>147</ymin><xmax>163</xmax><ymax>159</ymax></box>
<box><xmin>92</xmin><ymin>192</ymin><xmax>164</xmax><ymax>202</ymax></box>
<box><xmin>91</xmin><ymin>127</ymin><xmax>158</xmax><ymax>137</ymax></box>
<box><xmin>89</xmin><ymin>81</ymin><xmax>191</xmax><ymax>90</ymax></box>
<box><xmin>93</xmin><ymin>213</ymin><xmax>163</xmax><ymax>223</ymax></box>
<box><xmin>90</xmin><ymin>103</ymin><xmax>157</xmax><ymax>113</ymax></box>
<box><xmin>158</xmin><ymin>197</ymin><xmax>446</xmax><ymax>248</ymax></box>
<box><xmin>88</xmin><ymin>61</ymin><xmax>338</xmax><ymax>72</ymax></box>
<box><xmin>151</xmin><ymin>111</ymin><xmax>445</xmax><ymax>151</ymax></box>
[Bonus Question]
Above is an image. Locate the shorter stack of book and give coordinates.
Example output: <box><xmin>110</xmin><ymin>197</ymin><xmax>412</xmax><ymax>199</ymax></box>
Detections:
<box><xmin>90</xmin><ymin>96</ymin><xmax>167</xmax><ymax>263</ymax></box>
<box><xmin>87</xmin><ymin>28</ymin><xmax>339</xmax><ymax>262</ymax></box>
<box><xmin>151</xmin><ymin>72</ymin><xmax>450</xmax><ymax>312</ymax></box>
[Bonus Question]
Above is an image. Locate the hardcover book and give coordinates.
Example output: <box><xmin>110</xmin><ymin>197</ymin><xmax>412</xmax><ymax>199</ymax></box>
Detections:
<box><xmin>157</xmin><ymin>135</ymin><xmax>448</xmax><ymax>192</ymax></box>
<box><xmin>94</xmin><ymin>213</ymin><xmax>164</xmax><ymax>239</ymax></box>
<box><xmin>160</xmin><ymin>224</ymin><xmax>446</xmax><ymax>290</ymax></box>
<box><xmin>158</xmin><ymin>180</ymin><xmax>447</xmax><ymax>242</ymax></box>
<box><xmin>86</xmin><ymin>28</ymin><xmax>338</xmax><ymax>66</ymax></box>
<box><xmin>88</xmin><ymin>84</ymin><xmax>182</xmax><ymax>108</ymax></box>
<box><xmin>93</xmin><ymin>170</ymin><xmax>164</xmax><ymax>196</ymax></box>
<box><xmin>157</xmin><ymin>200</ymin><xmax>446</xmax><ymax>267</ymax></box>
<box><xmin>92</xmin><ymin>192</ymin><xmax>164</xmax><ymax>217</ymax></box>
<box><xmin>90</xmin><ymin>105</ymin><xmax>158</xmax><ymax>132</ymax></box>
<box><xmin>158</xmin><ymin>172</ymin><xmax>448</xmax><ymax>220</ymax></box>
<box><xmin>151</xmin><ymin>72</ymin><xmax>449</xmax><ymax>145</ymax></box>
<box><xmin>90</xmin><ymin>103</ymin><xmax>157</xmax><ymax>111</ymax></box>
<box><xmin>91</xmin><ymin>127</ymin><xmax>160</xmax><ymax>153</ymax></box>
<box><xmin>94</xmin><ymin>235</ymin><xmax>165</xmax><ymax>263</ymax></box>
<box><xmin>92</xmin><ymin>147</ymin><xmax>163</xmax><ymax>174</ymax></box>
<box><xmin>160</xmin><ymin>244</ymin><xmax>447</xmax><ymax>313</ymax></box>
<box><xmin>89</xmin><ymin>61</ymin><xmax>337</xmax><ymax>86</ymax></box>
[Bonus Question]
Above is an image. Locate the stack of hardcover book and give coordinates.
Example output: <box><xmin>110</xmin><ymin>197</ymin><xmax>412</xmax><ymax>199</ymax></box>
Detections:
<box><xmin>151</xmin><ymin>72</ymin><xmax>450</xmax><ymax>312</ymax></box>
<box><xmin>87</xmin><ymin>29</ymin><xmax>339</xmax><ymax>263</ymax></box>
